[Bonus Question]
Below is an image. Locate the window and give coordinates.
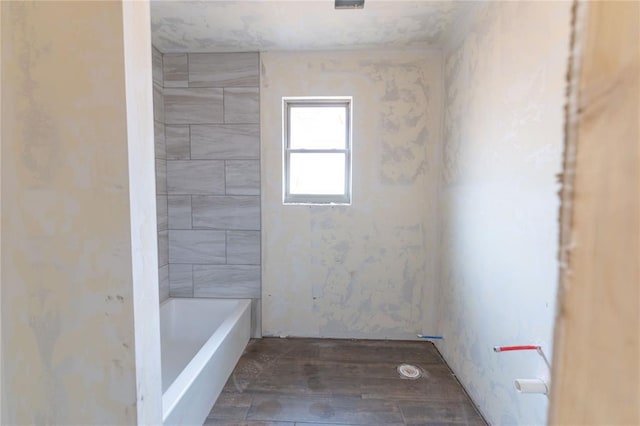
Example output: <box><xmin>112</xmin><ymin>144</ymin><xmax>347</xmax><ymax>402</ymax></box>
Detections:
<box><xmin>283</xmin><ymin>97</ymin><xmax>352</xmax><ymax>205</ymax></box>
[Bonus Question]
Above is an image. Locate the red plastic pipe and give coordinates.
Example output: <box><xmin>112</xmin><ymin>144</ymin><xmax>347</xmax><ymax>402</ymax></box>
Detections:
<box><xmin>493</xmin><ymin>345</ymin><xmax>540</xmax><ymax>352</ymax></box>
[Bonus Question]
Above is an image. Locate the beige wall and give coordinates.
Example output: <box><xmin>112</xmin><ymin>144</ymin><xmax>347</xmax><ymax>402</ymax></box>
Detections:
<box><xmin>436</xmin><ymin>2</ymin><xmax>572</xmax><ymax>424</ymax></box>
<box><xmin>261</xmin><ymin>50</ymin><xmax>443</xmax><ymax>339</ymax></box>
<box><xmin>1</xmin><ymin>2</ymin><xmax>161</xmax><ymax>423</ymax></box>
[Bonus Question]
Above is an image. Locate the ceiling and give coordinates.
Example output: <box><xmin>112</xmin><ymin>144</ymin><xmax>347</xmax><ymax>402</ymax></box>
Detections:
<box><xmin>150</xmin><ymin>1</ymin><xmax>465</xmax><ymax>53</ymax></box>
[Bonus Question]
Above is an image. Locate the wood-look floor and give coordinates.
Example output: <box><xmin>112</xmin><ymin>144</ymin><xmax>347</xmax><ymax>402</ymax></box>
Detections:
<box><xmin>206</xmin><ymin>338</ymin><xmax>486</xmax><ymax>426</ymax></box>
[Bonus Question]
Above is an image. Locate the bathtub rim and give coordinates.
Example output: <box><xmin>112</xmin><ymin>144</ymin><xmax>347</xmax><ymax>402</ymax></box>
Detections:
<box><xmin>160</xmin><ymin>297</ymin><xmax>251</xmax><ymax>422</ymax></box>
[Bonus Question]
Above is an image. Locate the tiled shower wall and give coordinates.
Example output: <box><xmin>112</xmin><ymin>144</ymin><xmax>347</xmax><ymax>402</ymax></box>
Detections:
<box><xmin>158</xmin><ymin>52</ymin><xmax>261</xmax><ymax>335</ymax></box>
<box><xmin>152</xmin><ymin>46</ymin><xmax>169</xmax><ymax>302</ymax></box>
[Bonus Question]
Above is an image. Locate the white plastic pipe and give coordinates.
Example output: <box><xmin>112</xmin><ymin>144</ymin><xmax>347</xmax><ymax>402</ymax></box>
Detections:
<box><xmin>514</xmin><ymin>378</ymin><xmax>548</xmax><ymax>395</ymax></box>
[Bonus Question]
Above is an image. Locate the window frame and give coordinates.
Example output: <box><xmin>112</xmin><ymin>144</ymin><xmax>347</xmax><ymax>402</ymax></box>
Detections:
<box><xmin>282</xmin><ymin>96</ymin><xmax>353</xmax><ymax>205</ymax></box>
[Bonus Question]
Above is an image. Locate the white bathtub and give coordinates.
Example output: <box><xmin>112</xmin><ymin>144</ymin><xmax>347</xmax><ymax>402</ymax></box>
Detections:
<box><xmin>160</xmin><ymin>298</ymin><xmax>251</xmax><ymax>425</ymax></box>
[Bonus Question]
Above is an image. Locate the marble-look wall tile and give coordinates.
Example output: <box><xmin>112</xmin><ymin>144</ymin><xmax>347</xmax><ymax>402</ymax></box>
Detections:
<box><xmin>169</xmin><ymin>230</ymin><xmax>226</xmax><ymax>264</ymax></box>
<box><xmin>168</xmin><ymin>195</ymin><xmax>192</xmax><ymax>229</ymax></box>
<box><xmin>192</xmin><ymin>196</ymin><xmax>260</xmax><ymax>230</ymax></box>
<box><xmin>193</xmin><ymin>265</ymin><xmax>261</xmax><ymax>298</ymax></box>
<box><xmin>152</xmin><ymin>47</ymin><xmax>163</xmax><ymax>87</ymax></box>
<box><xmin>157</xmin><ymin>195</ymin><xmax>168</xmax><ymax>232</ymax></box>
<box><xmin>225</xmin><ymin>160</ymin><xmax>260</xmax><ymax>195</ymax></box>
<box><xmin>154</xmin><ymin>45</ymin><xmax>167</xmax><ymax>309</ymax></box>
<box><xmin>224</xmin><ymin>88</ymin><xmax>259</xmax><ymax>124</ymax></box>
<box><xmin>153</xmin><ymin>84</ymin><xmax>165</xmax><ymax>123</ymax></box>
<box><xmin>158</xmin><ymin>230</ymin><xmax>169</xmax><ymax>267</ymax></box>
<box><xmin>251</xmin><ymin>299</ymin><xmax>262</xmax><ymax>338</ymax></box>
<box><xmin>169</xmin><ymin>264</ymin><xmax>193</xmax><ymax>297</ymax></box>
<box><xmin>165</xmin><ymin>88</ymin><xmax>223</xmax><ymax>124</ymax></box>
<box><xmin>191</xmin><ymin>124</ymin><xmax>260</xmax><ymax>160</ymax></box>
<box><xmin>155</xmin><ymin>158</ymin><xmax>167</xmax><ymax>195</ymax></box>
<box><xmin>227</xmin><ymin>231</ymin><xmax>260</xmax><ymax>265</ymax></box>
<box><xmin>159</xmin><ymin>264</ymin><xmax>169</xmax><ymax>302</ymax></box>
<box><xmin>165</xmin><ymin>125</ymin><xmax>190</xmax><ymax>160</ymax></box>
<box><xmin>154</xmin><ymin>120</ymin><xmax>166</xmax><ymax>160</ymax></box>
<box><xmin>163</xmin><ymin>53</ymin><xmax>188</xmax><ymax>88</ymax></box>
<box><xmin>161</xmin><ymin>51</ymin><xmax>261</xmax><ymax>325</ymax></box>
<box><xmin>189</xmin><ymin>53</ymin><xmax>259</xmax><ymax>87</ymax></box>
<box><xmin>167</xmin><ymin>160</ymin><xmax>224</xmax><ymax>195</ymax></box>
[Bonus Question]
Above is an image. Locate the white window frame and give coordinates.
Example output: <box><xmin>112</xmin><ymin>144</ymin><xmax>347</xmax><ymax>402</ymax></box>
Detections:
<box><xmin>282</xmin><ymin>96</ymin><xmax>353</xmax><ymax>205</ymax></box>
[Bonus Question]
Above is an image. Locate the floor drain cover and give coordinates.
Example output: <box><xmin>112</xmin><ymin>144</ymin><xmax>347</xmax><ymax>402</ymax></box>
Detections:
<box><xmin>397</xmin><ymin>364</ymin><xmax>422</xmax><ymax>379</ymax></box>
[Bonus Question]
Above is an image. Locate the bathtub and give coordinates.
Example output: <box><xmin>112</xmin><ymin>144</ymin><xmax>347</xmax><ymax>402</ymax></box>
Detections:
<box><xmin>160</xmin><ymin>298</ymin><xmax>251</xmax><ymax>425</ymax></box>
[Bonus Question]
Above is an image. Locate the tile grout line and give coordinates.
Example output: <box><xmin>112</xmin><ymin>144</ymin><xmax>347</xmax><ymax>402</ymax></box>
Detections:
<box><xmin>243</xmin><ymin>393</ymin><xmax>256</xmax><ymax>422</ymax></box>
<box><xmin>190</xmin><ymin>264</ymin><xmax>194</xmax><ymax>297</ymax></box>
<box><xmin>430</xmin><ymin>342</ymin><xmax>489</xmax><ymax>425</ymax></box>
<box><xmin>225</xmin><ymin>230</ymin><xmax>228</xmax><ymax>265</ymax></box>
<box><xmin>186</xmin><ymin>52</ymin><xmax>190</xmax><ymax>88</ymax></box>
<box><xmin>189</xmin><ymin>195</ymin><xmax>193</xmax><ymax>230</ymax></box>
<box><xmin>397</xmin><ymin>399</ymin><xmax>409</xmax><ymax>426</ymax></box>
<box><xmin>222</xmin><ymin>86</ymin><xmax>226</xmax><ymax>124</ymax></box>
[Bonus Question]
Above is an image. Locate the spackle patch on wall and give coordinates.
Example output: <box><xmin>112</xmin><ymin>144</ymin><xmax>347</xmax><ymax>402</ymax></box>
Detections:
<box><xmin>358</xmin><ymin>60</ymin><xmax>431</xmax><ymax>185</ymax></box>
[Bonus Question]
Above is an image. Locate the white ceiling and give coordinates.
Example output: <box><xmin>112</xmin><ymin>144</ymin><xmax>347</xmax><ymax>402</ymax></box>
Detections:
<box><xmin>150</xmin><ymin>1</ymin><xmax>465</xmax><ymax>53</ymax></box>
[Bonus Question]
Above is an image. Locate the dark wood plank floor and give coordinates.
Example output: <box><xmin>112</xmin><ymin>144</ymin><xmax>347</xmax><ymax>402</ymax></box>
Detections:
<box><xmin>206</xmin><ymin>338</ymin><xmax>486</xmax><ymax>426</ymax></box>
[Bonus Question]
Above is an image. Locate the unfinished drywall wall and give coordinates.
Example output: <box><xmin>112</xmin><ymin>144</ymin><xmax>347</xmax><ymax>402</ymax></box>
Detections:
<box><xmin>436</xmin><ymin>2</ymin><xmax>571</xmax><ymax>424</ymax></box>
<box><xmin>1</xmin><ymin>2</ymin><xmax>161</xmax><ymax>423</ymax></box>
<box><xmin>261</xmin><ymin>50</ymin><xmax>443</xmax><ymax>339</ymax></box>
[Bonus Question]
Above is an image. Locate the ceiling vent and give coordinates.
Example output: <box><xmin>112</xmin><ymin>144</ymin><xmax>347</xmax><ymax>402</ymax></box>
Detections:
<box><xmin>335</xmin><ymin>0</ymin><xmax>365</xmax><ymax>10</ymax></box>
